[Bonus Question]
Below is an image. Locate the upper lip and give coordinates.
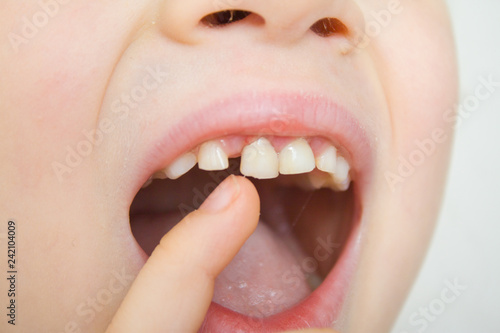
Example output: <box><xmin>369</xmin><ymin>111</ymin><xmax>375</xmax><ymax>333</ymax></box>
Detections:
<box><xmin>126</xmin><ymin>90</ymin><xmax>374</xmax><ymax>203</ymax></box>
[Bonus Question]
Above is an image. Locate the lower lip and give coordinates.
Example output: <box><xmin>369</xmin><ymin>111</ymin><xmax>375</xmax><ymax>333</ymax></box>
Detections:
<box><xmin>199</xmin><ymin>209</ymin><xmax>361</xmax><ymax>332</ymax></box>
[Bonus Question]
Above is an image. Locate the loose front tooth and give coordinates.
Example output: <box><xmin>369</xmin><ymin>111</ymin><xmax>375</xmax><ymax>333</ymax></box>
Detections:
<box><xmin>240</xmin><ymin>138</ymin><xmax>279</xmax><ymax>179</ymax></box>
<box><xmin>279</xmin><ymin>138</ymin><xmax>316</xmax><ymax>175</ymax></box>
<box><xmin>198</xmin><ymin>141</ymin><xmax>229</xmax><ymax>171</ymax></box>
<box><xmin>315</xmin><ymin>146</ymin><xmax>337</xmax><ymax>173</ymax></box>
<box><xmin>164</xmin><ymin>152</ymin><xmax>197</xmax><ymax>180</ymax></box>
<box><xmin>332</xmin><ymin>156</ymin><xmax>351</xmax><ymax>190</ymax></box>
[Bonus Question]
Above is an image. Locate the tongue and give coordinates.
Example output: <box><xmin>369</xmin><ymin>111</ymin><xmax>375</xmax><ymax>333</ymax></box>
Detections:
<box><xmin>213</xmin><ymin>221</ymin><xmax>311</xmax><ymax>318</ymax></box>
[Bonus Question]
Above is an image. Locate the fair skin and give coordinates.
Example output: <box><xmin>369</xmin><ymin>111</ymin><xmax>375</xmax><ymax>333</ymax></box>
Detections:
<box><xmin>0</xmin><ymin>0</ymin><xmax>457</xmax><ymax>332</ymax></box>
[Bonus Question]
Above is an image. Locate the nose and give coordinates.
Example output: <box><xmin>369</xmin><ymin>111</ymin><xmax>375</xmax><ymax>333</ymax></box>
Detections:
<box><xmin>159</xmin><ymin>0</ymin><xmax>365</xmax><ymax>45</ymax></box>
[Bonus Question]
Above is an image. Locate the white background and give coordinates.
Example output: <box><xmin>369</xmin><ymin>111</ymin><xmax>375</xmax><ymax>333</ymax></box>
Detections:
<box><xmin>392</xmin><ymin>1</ymin><xmax>500</xmax><ymax>332</ymax></box>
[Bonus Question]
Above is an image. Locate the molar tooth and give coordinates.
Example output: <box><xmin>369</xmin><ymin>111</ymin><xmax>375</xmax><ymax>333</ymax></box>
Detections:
<box><xmin>307</xmin><ymin>272</ymin><xmax>323</xmax><ymax>290</ymax></box>
<box><xmin>153</xmin><ymin>171</ymin><xmax>167</xmax><ymax>180</ymax></box>
<box><xmin>332</xmin><ymin>156</ymin><xmax>351</xmax><ymax>191</ymax></box>
<box><xmin>142</xmin><ymin>177</ymin><xmax>153</xmax><ymax>189</ymax></box>
<box><xmin>279</xmin><ymin>138</ymin><xmax>316</xmax><ymax>175</ymax></box>
<box><xmin>198</xmin><ymin>141</ymin><xmax>229</xmax><ymax>171</ymax></box>
<box><xmin>315</xmin><ymin>146</ymin><xmax>337</xmax><ymax>173</ymax></box>
<box><xmin>164</xmin><ymin>152</ymin><xmax>197</xmax><ymax>180</ymax></box>
<box><xmin>240</xmin><ymin>138</ymin><xmax>279</xmax><ymax>179</ymax></box>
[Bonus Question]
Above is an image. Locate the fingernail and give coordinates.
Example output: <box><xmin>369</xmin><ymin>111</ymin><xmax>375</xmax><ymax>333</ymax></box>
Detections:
<box><xmin>200</xmin><ymin>175</ymin><xmax>240</xmax><ymax>213</ymax></box>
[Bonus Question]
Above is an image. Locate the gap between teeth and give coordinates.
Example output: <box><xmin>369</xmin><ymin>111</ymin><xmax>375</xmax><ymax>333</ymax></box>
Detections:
<box><xmin>146</xmin><ymin>137</ymin><xmax>352</xmax><ymax>191</ymax></box>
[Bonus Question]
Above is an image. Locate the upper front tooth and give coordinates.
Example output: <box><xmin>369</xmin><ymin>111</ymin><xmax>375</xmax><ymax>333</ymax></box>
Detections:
<box><xmin>198</xmin><ymin>141</ymin><xmax>229</xmax><ymax>171</ymax></box>
<box><xmin>332</xmin><ymin>156</ymin><xmax>351</xmax><ymax>190</ymax></box>
<box><xmin>164</xmin><ymin>152</ymin><xmax>197</xmax><ymax>179</ymax></box>
<box><xmin>279</xmin><ymin>138</ymin><xmax>316</xmax><ymax>175</ymax></box>
<box><xmin>315</xmin><ymin>146</ymin><xmax>337</xmax><ymax>173</ymax></box>
<box><xmin>240</xmin><ymin>138</ymin><xmax>279</xmax><ymax>179</ymax></box>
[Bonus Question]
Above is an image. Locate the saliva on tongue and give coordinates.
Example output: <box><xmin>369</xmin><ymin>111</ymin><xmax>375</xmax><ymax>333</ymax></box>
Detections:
<box><xmin>213</xmin><ymin>220</ymin><xmax>315</xmax><ymax>318</ymax></box>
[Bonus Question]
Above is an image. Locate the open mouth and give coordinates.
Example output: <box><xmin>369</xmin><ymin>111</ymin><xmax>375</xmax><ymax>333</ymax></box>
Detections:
<box><xmin>126</xmin><ymin>92</ymin><xmax>371</xmax><ymax>331</ymax></box>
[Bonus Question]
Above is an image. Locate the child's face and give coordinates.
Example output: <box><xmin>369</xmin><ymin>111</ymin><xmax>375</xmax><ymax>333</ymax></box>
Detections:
<box><xmin>0</xmin><ymin>0</ymin><xmax>457</xmax><ymax>332</ymax></box>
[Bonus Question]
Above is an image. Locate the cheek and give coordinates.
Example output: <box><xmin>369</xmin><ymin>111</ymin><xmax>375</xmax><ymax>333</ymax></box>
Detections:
<box><xmin>372</xmin><ymin>1</ymin><xmax>458</xmax><ymax>177</ymax></box>
<box><xmin>1</xmin><ymin>49</ymin><xmax>100</xmax><ymax>186</ymax></box>
<box><xmin>0</xmin><ymin>2</ymin><xmax>141</xmax><ymax>183</ymax></box>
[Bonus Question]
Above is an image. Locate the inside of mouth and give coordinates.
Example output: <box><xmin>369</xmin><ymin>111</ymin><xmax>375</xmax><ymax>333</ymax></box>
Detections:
<box><xmin>130</xmin><ymin>158</ymin><xmax>355</xmax><ymax>318</ymax></box>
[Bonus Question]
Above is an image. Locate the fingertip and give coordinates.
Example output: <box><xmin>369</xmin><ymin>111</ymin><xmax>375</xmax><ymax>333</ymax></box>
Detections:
<box><xmin>198</xmin><ymin>175</ymin><xmax>259</xmax><ymax>216</ymax></box>
<box><xmin>231</xmin><ymin>175</ymin><xmax>260</xmax><ymax>220</ymax></box>
<box><xmin>235</xmin><ymin>175</ymin><xmax>260</xmax><ymax>204</ymax></box>
<box><xmin>195</xmin><ymin>175</ymin><xmax>260</xmax><ymax>275</ymax></box>
<box><xmin>220</xmin><ymin>175</ymin><xmax>260</xmax><ymax>243</ymax></box>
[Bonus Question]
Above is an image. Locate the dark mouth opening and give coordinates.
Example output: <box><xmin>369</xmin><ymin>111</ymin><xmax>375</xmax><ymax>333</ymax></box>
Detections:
<box><xmin>130</xmin><ymin>158</ymin><xmax>356</xmax><ymax>318</ymax></box>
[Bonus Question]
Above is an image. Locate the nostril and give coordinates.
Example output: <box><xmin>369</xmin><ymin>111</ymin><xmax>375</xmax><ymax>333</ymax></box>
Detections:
<box><xmin>201</xmin><ymin>10</ymin><xmax>252</xmax><ymax>27</ymax></box>
<box><xmin>311</xmin><ymin>18</ymin><xmax>349</xmax><ymax>37</ymax></box>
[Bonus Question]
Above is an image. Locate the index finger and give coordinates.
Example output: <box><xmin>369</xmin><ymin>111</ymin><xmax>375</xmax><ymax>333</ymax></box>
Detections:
<box><xmin>106</xmin><ymin>176</ymin><xmax>260</xmax><ymax>333</ymax></box>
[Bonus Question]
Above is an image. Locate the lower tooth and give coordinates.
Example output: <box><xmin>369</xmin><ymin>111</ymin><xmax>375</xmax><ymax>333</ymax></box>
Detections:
<box><xmin>198</xmin><ymin>141</ymin><xmax>229</xmax><ymax>171</ymax></box>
